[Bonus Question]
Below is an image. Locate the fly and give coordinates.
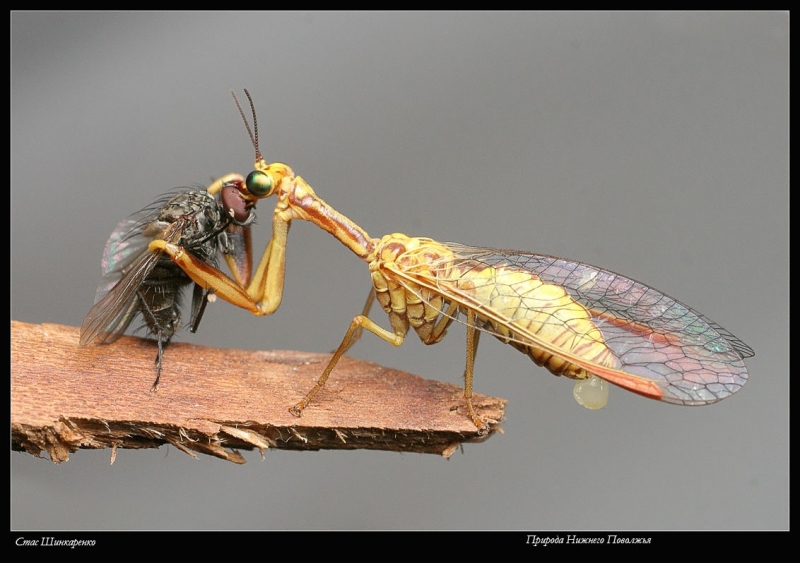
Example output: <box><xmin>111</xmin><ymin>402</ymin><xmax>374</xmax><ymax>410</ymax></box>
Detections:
<box><xmin>80</xmin><ymin>186</ymin><xmax>255</xmax><ymax>390</ymax></box>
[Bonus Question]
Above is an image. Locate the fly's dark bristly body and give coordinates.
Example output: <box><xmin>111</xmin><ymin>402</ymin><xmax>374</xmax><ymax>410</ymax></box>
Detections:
<box><xmin>80</xmin><ymin>188</ymin><xmax>249</xmax><ymax>390</ymax></box>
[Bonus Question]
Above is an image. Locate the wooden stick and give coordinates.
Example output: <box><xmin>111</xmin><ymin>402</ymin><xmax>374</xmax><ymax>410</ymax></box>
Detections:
<box><xmin>11</xmin><ymin>321</ymin><xmax>506</xmax><ymax>464</ymax></box>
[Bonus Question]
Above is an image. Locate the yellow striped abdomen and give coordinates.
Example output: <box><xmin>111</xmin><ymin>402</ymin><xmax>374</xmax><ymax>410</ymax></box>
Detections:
<box><xmin>371</xmin><ymin>234</ymin><xmax>618</xmax><ymax>381</ymax></box>
<box><xmin>440</xmin><ymin>263</ymin><xmax>618</xmax><ymax>380</ymax></box>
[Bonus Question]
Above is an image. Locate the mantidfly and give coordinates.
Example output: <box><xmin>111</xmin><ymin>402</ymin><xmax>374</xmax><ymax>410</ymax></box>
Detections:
<box><xmin>148</xmin><ymin>90</ymin><xmax>753</xmax><ymax>434</ymax></box>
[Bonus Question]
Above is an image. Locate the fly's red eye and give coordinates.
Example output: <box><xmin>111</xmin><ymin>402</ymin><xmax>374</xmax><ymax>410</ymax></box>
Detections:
<box><xmin>221</xmin><ymin>183</ymin><xmax>251</xmax><ymax>223</ymax></box>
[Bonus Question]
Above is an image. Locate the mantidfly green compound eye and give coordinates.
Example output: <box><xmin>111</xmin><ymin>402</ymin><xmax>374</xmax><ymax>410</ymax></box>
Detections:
<box><xmin>246</xmin><ymin>170</ymin><xmax>273</xmax><ymax>197</ymax></box>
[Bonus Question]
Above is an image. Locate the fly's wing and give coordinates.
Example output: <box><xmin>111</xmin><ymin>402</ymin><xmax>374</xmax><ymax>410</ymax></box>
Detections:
<box><xmin>80</xmin><ymin>212</ymin><xmax>181</xmax><ymax>346</ymax></box>
<box><xmin>397</xmin><ymin>243</ymin><xmax>752</xmax><ymax>406</ymax></box>
<box><xmin>80</xmin><ymin>244</ymin><xmax>160</xmax><ymax>345</ymax></box>
<box><xmin>92</xmin><ymin>215</ymin><xmax>154</xmax><ymax>304</ymax></box>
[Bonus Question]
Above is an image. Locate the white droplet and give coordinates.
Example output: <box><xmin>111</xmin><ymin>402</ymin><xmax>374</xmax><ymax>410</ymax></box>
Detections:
<box><xmin>573</xmin><ymin>376</ymin><xmax>609</xmax><ymax>410</ymax></box>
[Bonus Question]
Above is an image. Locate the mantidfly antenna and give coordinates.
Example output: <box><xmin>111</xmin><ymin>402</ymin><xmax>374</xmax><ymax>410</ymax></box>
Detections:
<box><xmin>231</xmin><ymin>89</ymin><xmax>262</xmax><ymax>162</ymax></box>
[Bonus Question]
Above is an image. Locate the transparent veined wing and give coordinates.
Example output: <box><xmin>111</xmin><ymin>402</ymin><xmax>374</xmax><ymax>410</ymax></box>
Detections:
<box><xmin>79</xmin><ymin>211</ymin><xmax>180</xmax><ymax>346</ymax></box>
<box><xmin>393</xmin><ymin>242</ymin><xmax>752</xmax><ymax>405</ymax></box>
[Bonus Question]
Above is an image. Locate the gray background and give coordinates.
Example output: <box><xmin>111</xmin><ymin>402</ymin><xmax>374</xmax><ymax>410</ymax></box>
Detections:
<box><xmin>11</xmin><ymin>12</ymin><xmax>787</xmax><ymax>530</ymax></box>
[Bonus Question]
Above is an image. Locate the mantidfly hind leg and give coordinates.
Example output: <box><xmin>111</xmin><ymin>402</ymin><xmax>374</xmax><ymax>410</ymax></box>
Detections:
<box><xmin>463</xmin><ymin>310</ymin><xmax>489</xmax><ymax>434</ymax></box>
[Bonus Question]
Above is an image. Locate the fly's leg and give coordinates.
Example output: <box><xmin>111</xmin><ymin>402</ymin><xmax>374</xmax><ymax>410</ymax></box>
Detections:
<box><xmin>290</xmin><ymin>314</ymin><xmax>407</xmax><ymax>418</ymax></box>
<box><xmin>151</xmin><ymin>330</ymin><xmax>171</xmax><ymax>392</ymax></box>
<box><xmin>135</xmin><ymin>288</ymin><xmax>173</xmax><ymax>392</ymax></box>
<box><xmin>188</xmin><ymin>285</ymin><xmax>212</xmax><ymax>334</ymax></box>
<box><xmin>463</xmin><ymin>310</ymin><xmax>488</xmax><ymax>434</ymax></box>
